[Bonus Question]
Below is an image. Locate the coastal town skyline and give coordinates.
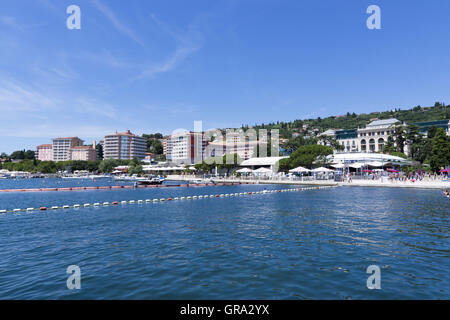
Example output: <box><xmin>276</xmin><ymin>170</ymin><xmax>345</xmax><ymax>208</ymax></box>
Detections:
<box><xmin>2</xmin><ymin>0</ymin><xmax>450</xmax><ymax>153</ymax></box>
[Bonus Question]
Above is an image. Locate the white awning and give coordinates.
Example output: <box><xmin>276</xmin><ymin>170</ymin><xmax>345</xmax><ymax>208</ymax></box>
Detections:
<box><xmin>349</xmin><ymin>163</ymin><xmax>364</xmax><ymax>169</ymax></box>
<box><xmin>236</xmin><ymin>168</ymin><xmax>253</xmax><ymax>173</ymax></box>
<box><xmin>289</xmin><ymin>166</ymin><xmax>310</xmax><ymax>173</ymax></box>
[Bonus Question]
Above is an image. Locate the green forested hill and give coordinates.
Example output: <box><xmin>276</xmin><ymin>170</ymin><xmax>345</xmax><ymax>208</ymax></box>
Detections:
<box><xmin>244</xmin><ymin>102</ymin><xmax>450</xmax><ymax>138</ymax></box>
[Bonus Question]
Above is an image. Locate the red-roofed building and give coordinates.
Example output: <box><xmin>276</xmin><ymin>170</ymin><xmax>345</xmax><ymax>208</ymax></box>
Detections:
<box><xmin>36</xmin><ymin>144</ymin><xmax>53</xmax><ymax>161</ymax></box>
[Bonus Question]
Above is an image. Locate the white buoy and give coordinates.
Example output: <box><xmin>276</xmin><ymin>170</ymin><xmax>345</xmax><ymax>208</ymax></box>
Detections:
<box><xmin>26</xmin><ymin>208</ymin><xmax>34</xmax><ymax>211</ymax></box>
<box><xmin>129</xmin><ymin>200</ymin><xmax>135</xmax><ymax>204</ymax></box>
<box><xmin>13</xmin><ymin>209</ymin><xmax>21</xmax><ymax>212</ymax></box>
<box><xmin>74</xmin><ymin>204</ymin><xmax>80</xmax><ymax>208</ymax></box>
<box><xmin>103</xmin><ymin>202</ymin><xmax>110</xmax><ymax>206</ymax></box>
<box><xmin>93</xmin><ymin>203</ymin><xmax>100</xmax><ymax>206</ymax></box>
<box><xmin>51</xmin><ymin>206</ymin><xmax>59</xmax><ymax>210</ymax></box>
<box><xmin>121</xmin><ymin>201</ymin><xmax>127</xmax><ymax>205</ymax></box>
<box><xmin>0</xmin><ymin>210</ymin><xmax>6</xmax><ymax>214</ymax></box>
<box><xmin>84</xmin><ymin>204</ymin><xmax>90</xmax><ymax>207</ymax></box>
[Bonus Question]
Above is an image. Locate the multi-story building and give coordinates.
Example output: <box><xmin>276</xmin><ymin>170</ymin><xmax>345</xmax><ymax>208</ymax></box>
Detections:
<box><xmin>357</xmin><ymin>118</ymin><xmax>400</xmax><ymax>152</ymax></box>
<box><xmin>160</xmin><ymin>135</ymin><xmax>172</xmax><ymax>161</ymax></box>
<box><xmin>167</xmin><ymin>131</ymin><xmax>207</xmax><ymax>165</ymax></box>
<box><xmin>103</xmin><ymin>130</ymin><xmax>147</xmax><ymax>160</ymax></box>
<box><xmin>52</xmin><ymin>137</ymin><xmax>84</xmax><ymax>161</ymax></box>
<box><xmin>70</xmin><ymin>146</ymin><xmax>97</xmax><ymax>161</ymax></box>
<box><xmin>319</xmin><ymin>118</ymin><xmax>450</xmax><ymax>155</ymax></box>
<box><xmin>205</xmin><ymin>130</ymin><xmax>263</xmax><ymax>160</ymax></box>
<box><xmin>36</xmin><ymin>144</ymin><xmax>53</xmax><ymax>161</ymax></box>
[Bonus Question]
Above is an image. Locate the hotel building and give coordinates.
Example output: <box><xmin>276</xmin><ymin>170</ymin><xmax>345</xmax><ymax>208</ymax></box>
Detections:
<box><xmin>205</xmin><ymin>130</ymin><xmax>263</xmax><ymax>160</ymax></box>
<box><xmin>167</xmin><ymin>131</ymin><xmax>207</xmax><ymax>165</ymax></box>
<box><xmin>103</xmin><ymin>130</ymin><xmax>147</xmax><ymax>160</ymax></box>
<box><xmin>70</xmin><ymin>146</ymin><xmax>97</xmax><ymax>161</ymax></box>
<box><xmin>36</xmin><ymin>144</ymin><xmax>53</xmax><ymax>161</ymax></box>
<box><xmin>319</xmin><ymin>118</ymin><xmax>450</xmax><ymax>155</ymax></box>
<box><xmin>52</xmin><ymin>137</ymin><xmax>84</xmax><ymax>161</ymax></box>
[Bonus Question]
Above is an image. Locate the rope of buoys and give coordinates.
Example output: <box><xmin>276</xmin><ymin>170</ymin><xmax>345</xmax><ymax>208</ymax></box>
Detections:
<box><xmin>0</xmin><ymin>186</ymin><xmax>336</xmax><ymax>214</ymax></box>
<box><xmin>0</xmin><ymin>182</ymin><xmax>253</xmax><ymax>193</ymax></box>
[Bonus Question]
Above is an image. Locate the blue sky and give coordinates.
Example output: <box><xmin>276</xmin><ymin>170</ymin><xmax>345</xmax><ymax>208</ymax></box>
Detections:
<box><xmin>1</xmin><ymin>0</ymin><xmax>450</xmax><ymax>153</ymax></box>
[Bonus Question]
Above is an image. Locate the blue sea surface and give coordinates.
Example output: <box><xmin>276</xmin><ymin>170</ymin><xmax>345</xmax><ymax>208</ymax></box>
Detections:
<box><xmin>0</xmin><ymin>181</ymin><xmax>448</xmax><ymax>299</ymax></box>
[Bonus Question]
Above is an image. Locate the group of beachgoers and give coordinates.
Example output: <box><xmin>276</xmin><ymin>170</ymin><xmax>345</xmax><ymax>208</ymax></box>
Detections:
<box><xmin>359</xmin><ymin>170</ymin><xmax>449</xmax><ymax>183</ymax></box>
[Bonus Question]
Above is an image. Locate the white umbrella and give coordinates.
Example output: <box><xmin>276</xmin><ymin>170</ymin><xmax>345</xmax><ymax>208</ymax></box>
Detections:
<box><xmin>367</xmin><ymin>161</ymin><xmax>384</xmax><ymax>167</ymax></box>
<box><xmin>311</xmin><ymin>167</ymin><xmax>334</xmax><ymax>172</ymax></box>
<box><xmin>289</xmin><ymin>166</ymin><xmax>310</xmax><ymax>173</ymax></box>
<box><xmin>188</xmin><ymin>166</ymin><xmax>197</xmax><ymax>171</ymax></box>
<box><xmin>330</xmin><ymin>163</ymin><xmax>344</xmax><ymax>169</ymax></box>
<box><xmin>236</xmin><ymin>168</ymin><xmax>253</xmax><ymax>173</ymax></box>
<box><xmin>253</xmin><ymin>167</ymin><xmax>272</xmax><ymax>173</ymax></box>
<box><xmin>349</xmin><ymin>163</ymin><xmax>364</xmax><ymax>169</ymax></box>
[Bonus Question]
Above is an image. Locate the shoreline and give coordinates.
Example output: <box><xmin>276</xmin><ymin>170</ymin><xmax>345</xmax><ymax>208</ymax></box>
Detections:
<box><xmin>204</xmin><ymin>178</ymin><xmax>449</xmax><ymax>189</ymax></box>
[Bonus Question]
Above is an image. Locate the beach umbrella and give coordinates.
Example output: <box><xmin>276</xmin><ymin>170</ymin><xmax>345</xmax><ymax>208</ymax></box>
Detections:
<box><xmin>367</xmin><ymin>161</ymin><xmax>384</xmax><ymax>167</ymax></box>
<box><xmin>330</xmin><ymin>163</ymin><xmax>345</xmax><ymax>169</ymax></box>
<box><xmin>362</xmin><ymin>169</ymin><xmax>373</xmax><ymax>172</ymax></box>
<box><xmin>440</xmin><ymin>169</ymin><xmax>450</xmax><ymax>173</ymax></box>
<box><xmin>253</xmin><ymin>167</ymin><xmax>272</xmax><ymax>173</ymax></box>
<box><xmin>387</xmin><ymin>169</ymin><xmax>399</xmax><ymax>173</ymax></box>
<box><xmin>289</xmin><ymin>166</ymin><xmax>310</xmax><ymax>173</ymax></box>
<box><xmin>311</xmin><ymin>167</ymin><xmax>334</xmax><ymax>172</ymax></box>
<box><xmin>236</xmin><ymin>168</ymin><xmax>253</xmax><ymax>173</ymax></box>
<box><xmin>349</xmin><ymin>163</ymin><xmax>364</xmax><ymax>169</ymax></box>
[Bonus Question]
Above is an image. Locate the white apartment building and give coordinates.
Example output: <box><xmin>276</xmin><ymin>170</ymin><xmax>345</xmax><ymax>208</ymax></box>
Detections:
<box><xmin>103</xmin><ymin>130</ymin><xmax>147</xmax><ymax>160</ymax></box>
<box><xmin>167</xmin><ymin>131</ymin><xmax>207</xmax><ymax>165</ymax></box>
<box><xmin>52</xmin><ymin>137</ymin><xmax>84</xmax><ymax>161</ymax></box>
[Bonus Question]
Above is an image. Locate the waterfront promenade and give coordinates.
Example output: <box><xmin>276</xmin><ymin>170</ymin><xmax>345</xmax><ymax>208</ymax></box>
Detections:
<box><xmin>167</xmin><ymin>175</ymin><xmax>449</xmax><ymax>189</ymax></box>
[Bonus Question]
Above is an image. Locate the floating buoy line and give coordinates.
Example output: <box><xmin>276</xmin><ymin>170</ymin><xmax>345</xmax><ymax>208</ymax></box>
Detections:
<box><xmin>0</xmin><ymin>186</ymin><xmax>336</xmax><ymax>214</ymax></box>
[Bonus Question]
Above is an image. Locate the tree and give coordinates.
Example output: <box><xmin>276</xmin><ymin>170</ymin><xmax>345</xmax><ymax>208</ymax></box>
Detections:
<box><xmin>405</xmin><ymin>125</ymin><xmax>424</xmax><ymax>161</ymax></box>
<box><xmin>282</xmin><ymin>144</ymin><xmax>333</xmax><ymax>170</ymax></box>
<box><xmin>429</xmin><ymin>128</ymin><xmax>450</xmax><ymax>171</ymax></box>
<box><xmin>9</xmin><ymin>150</ymin><xmax>35</xmax><ymax>160</ymax></box>
<box><xmin>99</xmin><ymin>159</ymin><xmax>120</xmax><ymax>173</ymax></box>
<box><xmin>393</xmin><ymin>126</ymin><xmax>406</xmax><ymax>153</ymax></box>
<box><xmin>218</xmin><ymin>154</ymin><xmax>242</xmax><ymax>174</ymax></box>
<box><xmin>96</xmin><ymin>144</ymin><xmax>103</xmax><ymax>160</ymax></box>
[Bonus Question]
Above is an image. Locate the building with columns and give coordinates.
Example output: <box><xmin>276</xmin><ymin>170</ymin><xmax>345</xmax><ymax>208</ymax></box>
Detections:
<box><xmin>319</xmin><ymin>118</ymin><xmax>450</xmax><ymax>156</ymax></box>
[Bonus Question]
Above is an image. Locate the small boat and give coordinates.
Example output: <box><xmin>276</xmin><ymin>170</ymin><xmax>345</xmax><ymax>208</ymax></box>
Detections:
<box><xmin>138</xmin><ymin>177</ymin><xmax>164</xmax><ymax>185</ymax></box>
<box><xmin>189</xmin><ymin>178</ymin><xmax>213</xmax><ymax>184</ymax></box>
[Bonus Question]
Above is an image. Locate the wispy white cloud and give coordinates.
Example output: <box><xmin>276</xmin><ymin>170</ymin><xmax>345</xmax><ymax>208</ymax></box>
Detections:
<box><xmin>74</xmin><ymin>98</ymin><xmax>117</xmax><ymax>119</ymax></box>
<box><xmin>135</xmin><ymin>14</ymin><xmax>202</xmax><ymax>80</ymax></box>
<box><xmin>0</xmin><ymin>80</ymin><xmax>59</xmax><ymax>112</ymax></box>
<box><xmin>91</xmin><ymin>0</ymin><xmax>146</xmax><ymax>48</ymax></box>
